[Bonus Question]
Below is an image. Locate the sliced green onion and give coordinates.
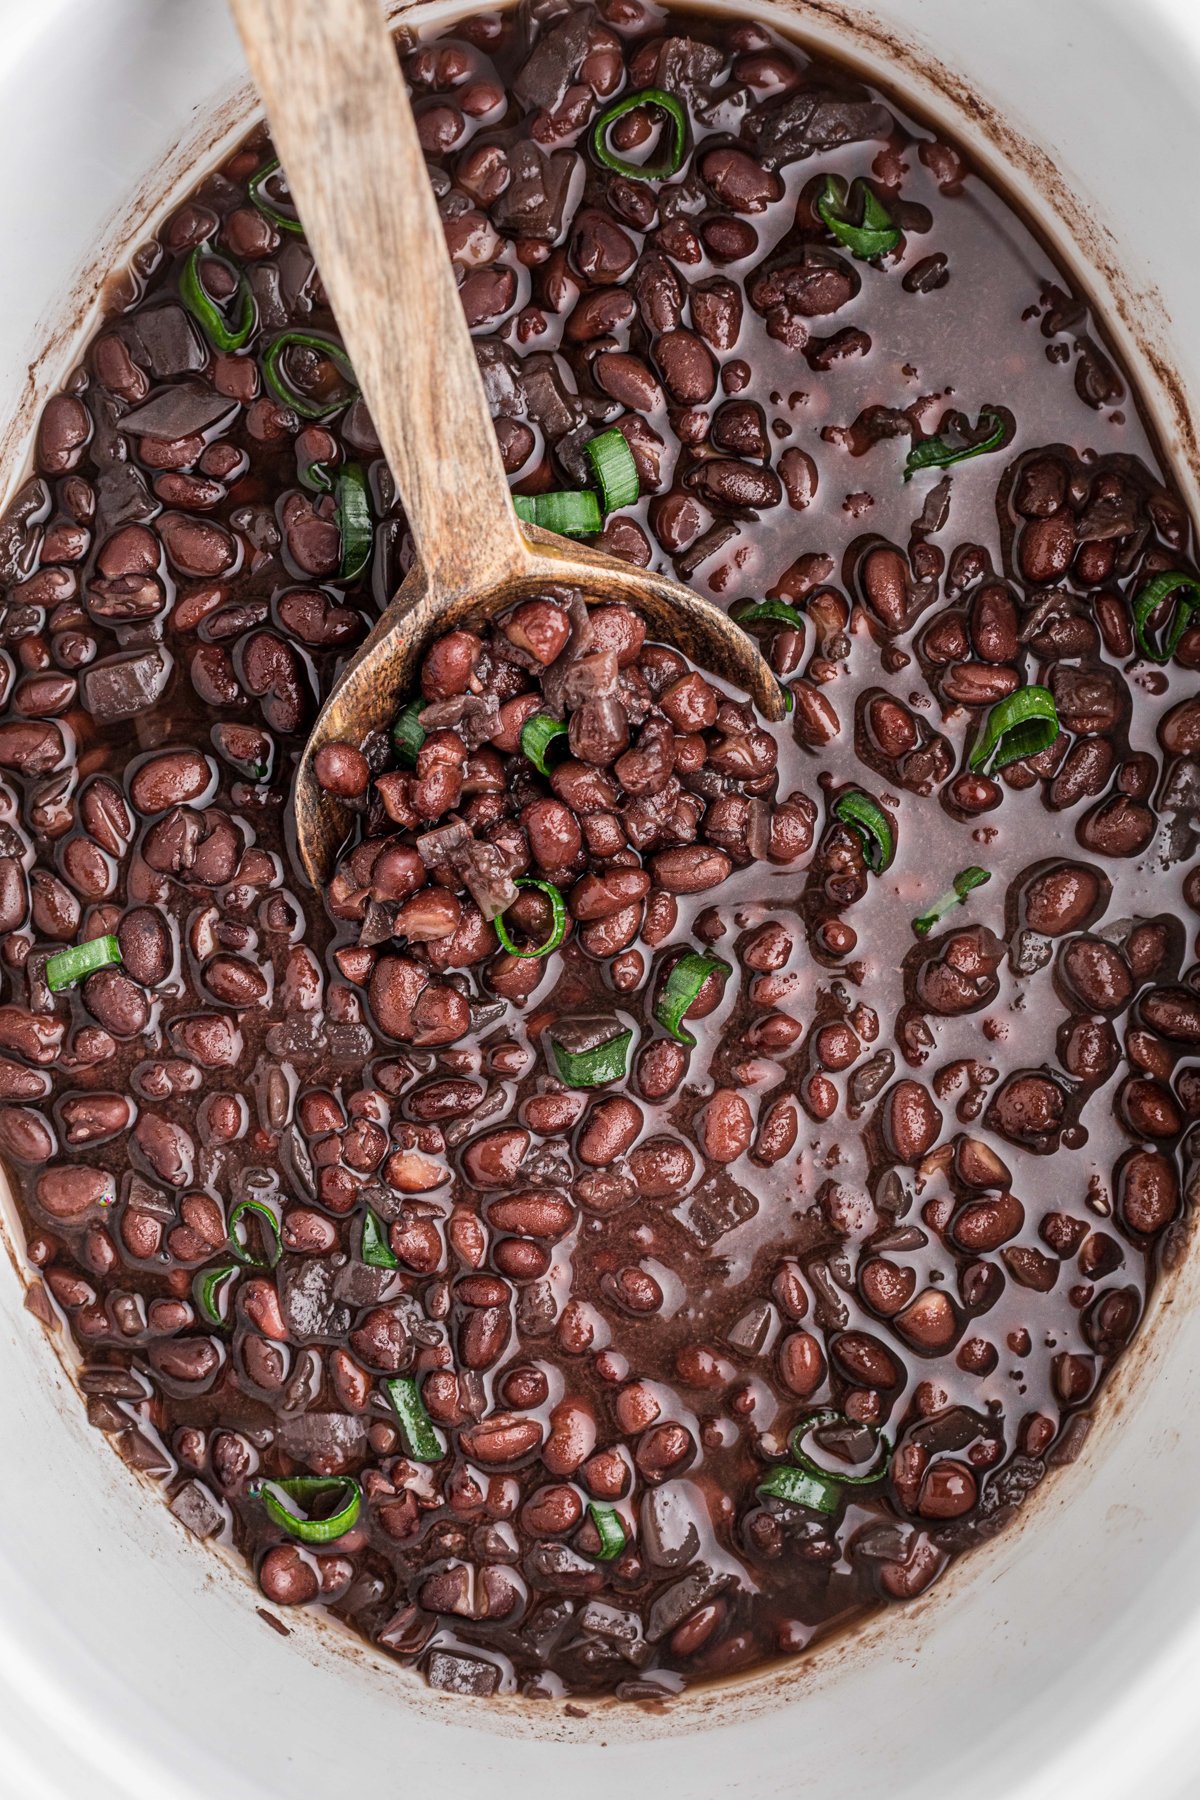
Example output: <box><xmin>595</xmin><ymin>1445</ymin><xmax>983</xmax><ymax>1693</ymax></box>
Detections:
<box><xmin>251</xmin><ymin>1475</ymin><xmax>361</xmax><ymax>1544</ymax></box>
<box><xmin>585</xmin><ymin>428</ymin><xmax>640</xmax><ymax>512</ymax></box>
<box><xmin>513</xmin><ymin>490</ymin><xmax>603</xmax><ymax>538</ymax></box>
<box><xmin>495</xmin><ymin>878</ymin><xmax>568</xmax><ymax>960</ymax></box>
<box><xmin>789</xmin><ymin>1409</ymin><xmax>891</xmax><ymax>1486</ymax></box>
<box><xmin>588</xmin><ymin>1502</ymin><xmax>627</xmax><ymax>1561</ymax></box>
<box><xmin>299</xmin><ymin>456</ymin><xmax>334</xmax><ymax>495</ymax></box>
<box><xmin>912</xmin><ymin>866</ymin><xmax>991</xmax><ymax>937</ymax></box>
<box><xmin>968</xmin><ymin>685</ymin><xmax>1059</xmax><ymax>774</ymax></box>
<box><xmin>392</xmin><ymin>699</ymin><xmax>427</xmax><ymax>767</ymax></box>
<box><xmin>654</xmin><ymin>951</ymin><xmax>731</xmax><ymax>1047</ymax></box>
<box><xmin>361</xmin><ymin>1207</ymin><xmax>397</xmax><ymax>1269</ymax></box>
<box><xmin>248</xmin><ymin>158</ymin><xmax>304</xmax><ymax>235</ymax></box>
<box><xmin>1131</xmin><ymin>571</ymin><xmax>1200</xmax><ymax>663</ymax></box>
<box><xmin>193</xmin><ymin>1262</ymin><xmax>239</xmax><ymax>1328</ymax></box>
<box><xmin>592</xmin><ymin>87</ymin><xmax>687</xmax><ymax>181</ymax></box>
<box><xmin>757</xmin><ymin>1464</ymin><xmax>843</xmax><ymax>1514</ymax></box>
<box><xmin>46</xmin><ymin>935</ymin><xmax>122</xmax><ymax>993</ymax></box>
<box><xmin>816</xmin><ymin>175</ymin><xmax>901</xmax><ymax>260</ymax></box>
<box><xmin>904</xmin><ymin>408</ymin><xmax>1006</xmax><ymax>482</ymax></box>
<box><xmin>385</xmin><ymin>1375</ymin><xmax>445</xmax><ymax>1462</ymax></box>
<box><xmin>228</xmin><ymin>1197</ymin><xmax>283</xmax><ymax>1269</ymax></box>
<box><xmin>783</xmin><ymin>686</ymin><xmax>794</xmax><ymax>714</ymax></box>
<box><xmin>180</xmin><ymin>244</ymin><xmax>256</xmax><ymax>353</ymax></box>
<box><xmin>732</xmin><ymin>598</ymin><xmax>807</xmax><ymax>631</ymax></box>
<box><xmin>520</xmin><ymin>713</ymin><xmax>569</xmax><ymax>776</ymax></box>
<box><xmin>263</xmin><ymin>331</ymin><xmax>358</xmax><ymax>421</ymax></box>
<box><xmin>336</xmin><ymin>462</ymin><xmax>372</xmax><ymax>582</ymax></box>
<box><xmin>832</xmin><ymin>791</ymin><xmax>894</xmax><ymax>873</ymax></box>
<box><xmin>549</xmin><ymin>1026</ymin><xmax>634</xmax><ymax>1089</ymax></box>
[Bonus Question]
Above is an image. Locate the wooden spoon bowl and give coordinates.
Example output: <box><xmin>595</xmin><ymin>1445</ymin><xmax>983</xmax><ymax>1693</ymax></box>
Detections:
<box><xmin>230</xmin><ymin>0</ymin><xmax>784</xmax><ymax>890</ymax></box>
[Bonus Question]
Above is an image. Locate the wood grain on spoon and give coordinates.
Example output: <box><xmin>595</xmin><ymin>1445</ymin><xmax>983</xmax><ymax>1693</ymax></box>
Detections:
<box><xmin>226</xmin><ymin>0</ymin><xmax>784</xmax><ymax>889</ymax></box>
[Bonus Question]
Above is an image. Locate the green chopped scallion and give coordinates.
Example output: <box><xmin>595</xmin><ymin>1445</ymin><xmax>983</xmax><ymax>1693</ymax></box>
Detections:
<box><xmin>1130</xmin><ymin>571</ymin><xmax>1200</xmax><ymax>663</ymax></box>
<box><xmin>45</xmin><ymin>935</ymin><xmax>123</xmax><ymax>993</ymax></box>
<box><xmin>732</xmin><ymin>598</ymin><xmax>807</xmax><ymax>632</ymax></box>
<box><xmin>904</xmin><ymin>407</ymin><xmax>1007</xmax><ymax>481</ymax></box>
<box><xmin>788</xmin><ymin>1409</ymin><xmax>891</xmax><ymax>1487</ymax></box>
<box><xmin>513</xmin><ymin>490</ymin><xmax>603</xmax><ymax>538</ymax></box>
<box><xmin>248</xmin><ymin>158</ymin><xmax>304</xmax><ymax>235</ymax></box>
<box><xmin>588</xmin><ymin>1502</ymin><xmax>628</xmax><ymax>1561</ymax></box>
<box><xmin>251</xmin><ymin>1475</ymin><xmax>361</xmax><ymax>1544</ymax></box>
<box><xmin>832</xmin><ymin>791</ymin><xmax>894</xmax><ymax>873</ymax></box>
<box><xmin>654</xmin><ymin>951</ymin><xmax>731</xmax><ymax>1047</ymax></box>
<box><xmin>361</xmin><ymin>1208</ymin><xmax>397</xmax><ymax>1269</ymax></box>
<box><xmin>584</xmin><ymin>427</ymin><xmax>640</xmax><ymax>512</ymax></box>
<box><xmin>592</xmin><ymin>87</ymin><xmax>687</xmax><ymax>181</ymax></box>
<box><xmin>495</xmin><ymin>879</ymin><xmax>568</xmax><ymax>960</ymax></box>
<box><xmin>336</xmin><ymin>462</ymin><xmax>372</xmax><ymax>582</ymax></box>
<box><xmin>912</xmin><ymin>866</ymin><xmax>991</xmax><ymax>937</ymax></box>
<box><xmin>228</xmin><ymin>1197</ymin><xmax>283</xmax><ymax>1269</ymax></box>
<box><xmin>757</xmin><ymin>1465</ymin><xmax>843</xmax><ymax>1514</ymax></box>
<box><xmin>180</xmin><ymin>244</ymin><xmax>256</xmax><ymax>352</ymax></box>
<box><xmin>816</xmin><ymin>174</ymin><xmax>901</xmax><ymax>260</ymax></box>
<box><xmin>392</xmin><ymin>699</ymin><xmax>427</xmax><ymax>767</ymax></box>
<box><xmin>968</xmin><ymin>685</ymin><xmax>1059</xmax><ymax>774</ymax></box>
<box><xmin>192</xmin><ymin>1262</ymin><xmax>239</xmax><ymax>1328</ymax></box>
<box><xmin>520</xmin><ymin>713</ymin><xmax>569</xmax><ymax>776</ymax></box>
<box><xmin>549</xmin><ymin>1026</ymin><xmax>634</xmax><ymax>1089</ymax></box>
<box><xmin>385</xmin><ymin>1375</ymin><xmax>445</xmax><ymax>1462</ymax></box>
<box><xmin>262</xmin><ymin>331</ymin><xmax>358</xmax><ymax>421</ymax></box>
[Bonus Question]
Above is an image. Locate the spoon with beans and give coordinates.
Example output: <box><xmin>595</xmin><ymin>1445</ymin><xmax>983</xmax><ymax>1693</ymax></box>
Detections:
<box><xmin>227</xmin><ymin>0</ymin><xmax>784</xmax><ymax>889</ymax></box>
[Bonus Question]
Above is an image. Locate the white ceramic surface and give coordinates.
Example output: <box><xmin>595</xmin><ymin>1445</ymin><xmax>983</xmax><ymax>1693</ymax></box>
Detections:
<box><xmin>1</xmin><ymin>2</ymin><xmax>1198</xmax><ymax>1795</ymax></box>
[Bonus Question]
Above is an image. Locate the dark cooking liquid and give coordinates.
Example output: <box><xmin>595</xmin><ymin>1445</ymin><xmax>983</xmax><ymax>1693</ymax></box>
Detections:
<box><xmin>4</xmin><ymin>0</ymin><xmax>1199</xmax><ymax>1702</ymax></box>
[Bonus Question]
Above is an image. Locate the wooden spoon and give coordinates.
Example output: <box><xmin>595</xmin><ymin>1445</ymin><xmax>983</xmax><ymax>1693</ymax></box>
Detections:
<box><xmin>227</xmin><ymin>0</ymin><xmax>785</xmax><ymax>889</ymax></box>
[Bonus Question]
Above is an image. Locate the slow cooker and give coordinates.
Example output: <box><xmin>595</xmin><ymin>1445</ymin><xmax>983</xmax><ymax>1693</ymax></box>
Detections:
<box><xmin>1</xmin><ymin>0</ymin><xmax>1199</xmax><ymax>1794</ymax></box>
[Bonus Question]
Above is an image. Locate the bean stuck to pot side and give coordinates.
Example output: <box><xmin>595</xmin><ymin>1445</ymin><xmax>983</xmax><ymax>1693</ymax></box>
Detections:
<box><xmin>4</xmin><ymin>0</ymin><xmax>1199</xmax><ymax>1705</ymax></box>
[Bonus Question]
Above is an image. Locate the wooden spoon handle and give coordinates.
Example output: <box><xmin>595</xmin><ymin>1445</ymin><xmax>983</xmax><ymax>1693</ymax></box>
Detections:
<box><xmin>227</xmin><ymin>0</ymin><xmax>526</xmax><ymax>593</ymax></box>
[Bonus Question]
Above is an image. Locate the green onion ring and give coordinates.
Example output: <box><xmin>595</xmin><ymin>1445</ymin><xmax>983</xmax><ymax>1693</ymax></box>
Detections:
<box><xmin>392</xmin><ymin>699</ymin><xmax>427</xmax><ymax>768</ymax></box>
<box><xmin>252</xmin><ymin>1475</ymin><xmax>361</xmax><ymax>1544</ymax></box>
<box><xmin>832</xmin><ymin>791</ymin><xmax>894</xmax><ymax>873</ymax></box>
<box><xmin>247</xmin><ymin>158</ymin><xmax>304</xmax><ymax>235</ymax></box>
<box><xmin>588</xmin><ymin>1502</ymin><xmax>628</xmax><ymax>1560</ymax></box>
<box><xmin>299</xmin><ymin>456</ymin><xmax>334</xmax><ymax>496</ymax></box>
<box><xmin>967</xmin><ymin>685</ymin><xmax>1059</xmax><ymax>774</ymax></box>
<box><xmin>494</xmin><ymin>878</ymin><xmax>569</xmax><ymax>960</ymax></box>
<box><xmin>361</xmin><ymin>1207</ymin><xmax>398</xmax><ymax>1269</ymax></box>
<box><xmin>45</xmin><ymin>935</ymin><xmax>123</xmax><ymax>993</ymax></box>
<box><xmin>815</xmin><ymin>175</ymin><xmax>901</xmax><ymax>260</ymax></box>
<box><xmin>584</xmin><ymin>428</ymin><xmax>640</xmax><ymax>512</ymax></box>
<box><xmin>732</xmin><ymin>598</ymin><xmax>807</xmax><ymax>632</ymax></box>
<box><xmin>513</xmin><ymin>490</ymin><xmax>603</xmax><ymax>538</ymax></box>
<box><xmin>789</xmin><ymin>1409</ymin><xmax>892</xmax><ymax>1487</ymax></box>
<box><xmin>654</xmin><ymin>950</ymin><xmax>731</xmax><ymax>1046</ymax></box>
<box><xmin>1131</xmin><ymin>571</ymin><xmax>1200</xmax><ymax>663</ymax></box>
<box><xmin>263</xmin><ymin>331</ymin><xmax>359</xmax><ymax>421</ymax></box>
<box><xmin>385</xmin><ymin>1375</ymin><xmax>445</xmax><ymax>1462</ymax></box>
<box><xmin>549</xmin><ymin>1026</ymin><xmax>634</xmax><ymax>1089</ymax></box>
<box><xmin>192</xmin><ymin>1262</ymin><xmax>239</xmax><ymax>1328</ymax></box>
<box><xmin>228</xmin><ymin>1196</ymin><xmax>283</xmax><ymax>1269</ymax></box>
<box><xmin>335</xmin><ymin>462</ymin><xmax>372</xmax><ymax>582</ymax></box>
<box><xmin>592</xmin><ymin>87</ymin><xmax>688</xmax><ymax>182</ymax></box>
<box><xmin>912</xmin><ymin>866</ymin><xmax>991</xmax><ymax>938</ymax></box>
<box><xmin>904</xmin><ymin>408</ymin><xmax>1007</xmax><ymax>482</ymax></box>
<box><xmin>180</xmin><ymin>244</ymin><xmax>257</xmax><ymax>353</ymax></box>
<box><xmin>757</xmin><ymin>1464</ymin><xmax>844</xmax><ymax>1514</ymax></box>
<box><xmin>520</xmin><ymin>712</ymin><xmax>569</xmax><ymax>776</ymax></box>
